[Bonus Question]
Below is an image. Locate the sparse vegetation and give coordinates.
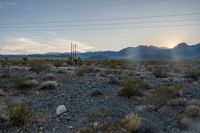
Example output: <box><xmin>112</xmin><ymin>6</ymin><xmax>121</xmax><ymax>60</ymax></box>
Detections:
<box><xmin>39</xmin><ymin>81</ymin><xmax>58</xmax><ymax>89</ymax></box>
<box><xmin>167</xmin><ymin>98</ymin><xmax>187</xmax><ymax>106</ymax></box>
<box><xmin>179</xmin><ymin>117</ymin><xmax>192</xmax><ymax>128</ymax></box>
<box><xmin>153</xmin><ymin>67</ymin><xmax>167</xmax><ymax>78</ymax></box>
<box><xmin>118</xmin><ymin>78</ymin><xmax>151</xmax><ymax>98</ymax></box>
<box><xmin>122</xmin><ymin>113</ymin><xmax>142</xmax><ymax>131</ymax></box>
<box><xmin>28</xmin><ymin>60</ymin><xmax>50</xmax><ymax>73</ymax></box>
<box><xmin>150</xmin><ymin>84</ymin><xmax>183</xmax><ymax>107</ymax></box>
<box><xmin>5</xmin><ymin>98</ymin><xmax>33</xmax><ymax>127</ymax></box>
<box><xmin>15</xmin><ymin>79</ymin><xmax>38</xmax><ymax>90</ymax></box>
<box><xmin>185</xmin><ymin>105</ymin><xmax>200</xmax><ymax>117</ymax></box>
<box><xmin>184</xmin><ymin>69</ymin><xmax>200</xmax><ymax>81</ymax></box>
<box><xmin>76</xmin><ymin>65</ymin><xmax>97</xmax><ymax>76</ymax></box>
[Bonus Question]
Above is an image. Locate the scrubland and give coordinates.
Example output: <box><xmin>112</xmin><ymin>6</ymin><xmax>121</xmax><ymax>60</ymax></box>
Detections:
<box><xmin>0</xmin><ymin>59</ymin><xmax>200</xmax><ymax>133</ymax></box>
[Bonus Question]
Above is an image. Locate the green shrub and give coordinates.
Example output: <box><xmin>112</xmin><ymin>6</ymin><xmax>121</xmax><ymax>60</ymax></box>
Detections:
<box><xmin>28</xmin><ymin>60</ymin><xmax>50</xmax><ymax>73</ymax></box>
<box><xmin>118</xmin><ymin>79</ymin><xmax>151</xmax><ymax>98</ymax></box>
<box><xmin>15</xmin><ymin>79</ymin><xmax>38</xmax><ymax>90</ymax></box>
<box><xmin>150</xmin><ymin>84</ymin><xmax>183</xmax><ymax>107</ymax></box>
<box><xmin>153</xmin><ymin>67</ymin><xmax>167</xmax><ymax>78</ymax></box>
<box><xmin>76</xmin><ymin>65</ymin><xmax>97</xmax><ymax>76</ymax></box>
<box><xmin>184</xmin><ymin>69</ymin><xmax>200</xmax><ymax>81</ymax></box>
<box><xmin>5</xmin><ymin>98</ymin><xmax>33</xmax><ymax>127</ymax></box>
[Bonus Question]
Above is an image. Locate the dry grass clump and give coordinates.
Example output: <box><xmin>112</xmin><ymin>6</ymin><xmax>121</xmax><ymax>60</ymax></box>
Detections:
<box><xmin>39</xmin><ymin>81</ymin><xmax>58</xmax><ymax>90</ymax></box>
<box><xmin>185</xmin><ymin>105</ymin><xmax>200</xmax><ymax>117</ymax></box>
<box><xmin>150</xmin><ymin>84</ymin><xmax>183</xmax><ymax>107</ymax></box>
<box><xmin>122</xmin><ymin>113</ymin><xmax>142</xmax><ymax>131</ymax></box>
<box><xmin>15</xmin><ymin>79</ymin><xmax>38</xmax><ymax>90</ymax></box>
<box><xmin>189</xmin><ymin>99</ymin><xmax>200</xmax><ymax>106</ymax></box>
<box><xmin>76</xmin><ymin>65</ymin><xmax>97</xmax><ymax>76</ymax></box>
<box><xmin>118</xmin><ymin>79</ymin><xmax>151</xmax><ymax>98</ymax></box>
<box><xmin>167</xmin><ymin>98</ymin><xmax>187</xmax><ymax>106</ymax></box>
<box><xmin>152</xmin><ymin>67</ymin><xmax>167</xmax><ymax>78</ymax></box>
<box><xmin>25</xmin><ymin>74</ymin><xmax>35</xmax><ymax>80</ymax></box>
<box><xmin>5</xmin><ymin>98</ymin><xmax>33</xmax><ymax>127</ymax></box>
<box><xmin>179</xmin><ymin>117</ymin><xmax>192</xmax><ymax>128</ymax></box>
<box><xmin>28</xmin><ymin>60</ymin><xmax>50</xmax><ymax>74</ymax></box>
<box><xmin>184</xmin><ymin>69</ymin><xmax>200</xmax><ymax>81</ymax></box>
<box><xmin>45</xmin><ymin>73</ymin><xmax>56</xmax><ymax>80</ymax></box>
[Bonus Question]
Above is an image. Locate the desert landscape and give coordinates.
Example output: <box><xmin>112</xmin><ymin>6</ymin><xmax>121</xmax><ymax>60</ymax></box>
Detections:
<box><xmin>0</xmin><ymin>59</ymin><xmax>200</xmax><ymax>133</ymax></box>
<box><xmin>0</xmin><ymin>0</ymin><xmax>200</xmax><ymax>132</ymax></box>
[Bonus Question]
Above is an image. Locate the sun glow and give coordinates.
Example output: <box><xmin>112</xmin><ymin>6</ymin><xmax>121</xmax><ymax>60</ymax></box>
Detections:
<box><xmin>164</xmin><ymin>39</ymin><xmax>184</xmax><ymax>48</ymax></box>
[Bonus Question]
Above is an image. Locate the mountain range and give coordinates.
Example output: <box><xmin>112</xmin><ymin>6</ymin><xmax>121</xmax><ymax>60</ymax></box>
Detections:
<box><xmin>0</xmin><ymin>42</ymin><xmax>200</xmax><ymax>60</ymax></box>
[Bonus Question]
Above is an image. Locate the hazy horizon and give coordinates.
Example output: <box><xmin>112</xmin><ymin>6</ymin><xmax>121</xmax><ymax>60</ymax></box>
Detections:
<box><xmin>0</xmin><ymin>0</ymin><xmax>200</xmax><ymax>54</ymax></box>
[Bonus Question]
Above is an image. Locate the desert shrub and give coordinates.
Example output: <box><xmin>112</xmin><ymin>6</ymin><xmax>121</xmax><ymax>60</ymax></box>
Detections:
<box><xmin>153</xmin><ymin>67</ymin><xmax>167</xmax><ymax>78</ymax></box>
<box><xmin>179</xmin><ymin>117</ymin><xmax>192</xmax><ymax>128</ymax></box>
<box><xmin>44</xmin><ymin>73</ymin><xmax>56</xmax><ymax>80</ymax></box>
<box><xmin>53</xmin><ymin>60</ymin><xmax>64</xmax><ymax>67</ymax></box>
<box><xmin>118</xmin><ymin>79</ymin><xmax>151</xmax><ymax>98</ymax></box>
<box><xmin>15</xmin><ymin>79</ymin><xmax>38</xmax><ymax>90</ymax></box>
<box><xmin>25</xmin><ymin>74</ymin><xmax>35</xmax><ymax>80</ymax></box>
<box><xmin>89</xmin><ymin>90</ymin><xmax>103</xmax><ymax>97</ymax></box>
<box><xmin>185</xmin><ymin>105</ymin><xmax>200</xmax><ymax>117</ymax></box>
<box><xmin>189</xmin><ymin>99</ymin><xmax>200</xmax><ymax>106</ymax></box>
<box><xmin>150</xmin><ymin>84</ymin><xmax>183</xmax><ymax>107</ymax></box>
<box><xmin>39</xmin><ymin>81</ymin><xmax>58</xmax><ymax>90</ymax></box>
<box><xmin>5</xmin><ymin>99</ymin><xmax>33</xmax><ymax>127</ymax></box>
<box><xmin>184</xmin><ymin>69</ymin><xmax>200</xmax><ymax>80</ymax></box>
<box><xmin>76</xmin><ymin>65</ymin><xmax>97</xmax><ymax>76</ymax></box>
<box><xmin>28</xmin><ymin>60</ymin><xmax>50</xmax><ymax>73</ymax></box>
<box><xmin>77</xmin><ymin>128</ymin><xmax>97</xmax><ymax>133</ymax></box>
<box><xmin>167</xmin><ymin>98</ymin><xmax>187</xmax><ymax>106</ymax></box>
<box><xmin>122</xmin><ymin>113</ymin><xmax>141</xmax><ymax>131</ymax></box>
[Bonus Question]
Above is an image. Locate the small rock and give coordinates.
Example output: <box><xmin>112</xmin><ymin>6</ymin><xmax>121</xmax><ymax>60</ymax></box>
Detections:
<box><xmin>56</xmin><ymin>105</ymin><xmax>67</xmax><ymax>115</ymax></box>
<box><xmin>68</xmin><ymin>126</ymin><xmax>73</xmax><ymax>129</ymax></box>
<box><xmin>93</xmin><ymin>122</ymin><xmax>100</xmax><ymax>129</ymax></box>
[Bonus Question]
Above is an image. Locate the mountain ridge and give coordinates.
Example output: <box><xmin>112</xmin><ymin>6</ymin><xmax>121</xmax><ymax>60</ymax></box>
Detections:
<box><xmin>0</xmin><ymin>42</ymin><xmax>200</xmax><ymax>60</ymax></box>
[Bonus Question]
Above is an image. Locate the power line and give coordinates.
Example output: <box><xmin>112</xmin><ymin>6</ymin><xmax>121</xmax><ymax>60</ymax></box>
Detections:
<box><xmin>1</xmin><ymin>18</ymin><xmax>200</xmax><ymax>29</ymax></box>
<box><xmin>1</xmin><ymin>23</ymin><xmax>199</xmax><ymax>31</ymax></box>
<box><xmin>0</xmin><ymin>0</ymin><xmax>178</xmax><ymax>14</ymax></box>
<box><xmin>0</xmin><ymin>12</ymin><xmax>200</xmax><ymax>26</ymax></box>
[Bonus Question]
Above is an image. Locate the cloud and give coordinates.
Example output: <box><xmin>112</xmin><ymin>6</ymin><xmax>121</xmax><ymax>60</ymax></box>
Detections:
<box><xmin>0</xmin><ymin>37</ymin><xmax>94</xmax><ymax>54</ymax></box>
<box><xmin>0</xmin><ymin>1</ymin><xmax>18</xmax><ymax>9</ymax></box>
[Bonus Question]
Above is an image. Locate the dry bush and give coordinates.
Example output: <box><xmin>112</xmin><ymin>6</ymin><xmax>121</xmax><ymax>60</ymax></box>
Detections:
<box><xmin>39</xmin><ymin>81</ymin><xmax>58</xmax><ymax>90</ymax></box>
<box><xmin>25</xmin><ymin>74</ymin><xmax>35</xmax><ymax>80</ymax></box>
<box><xmin>118</xmin><ymin>79</ymin><xmax>151</xmax><ymax>98</ymax></box>
<box><xmin>15</xmin><ymin>79</ymin><xmax>38</xmax><ymax>90</ymax></box>
<box><xmin>185</xmin><ymin>105</ymin><xmax>200</xmax><ymax>117</ymax></box>
<box><xmin>179</xmin><ymin>117</ymin><xmax>192</xmax><ymax>128</ymax></box>
<box><xmin>76</xmin><ymin>65</ymin><xmax>97</xmax><ymax>76</ymax></box>
<box><xmin>189</xmin><ymin>99</ymin><xmax>200</xmax><ymax>106</ymax></box>
<box><xmin>167</xmin><ymin>98</ymin><xmax>187</xmax><ymax>106</ymax></box>
<box><xmin>122</xmin><ymin>113</ymin><xmax>142</xmax><ymax>131</ymax></box>
<box><xmin>44</xmin><ymin>73</ymin><xmax>56</xmax><ymax>80</ymax></box>
<box><xmin>150</xmin><ymin>84</ymin><xmax>183</xmax><ymax>107</ymax></box>
<box><xmin>53</xmin><ymin>60</ymin><xmax>64</xmax><ymax>67</ymax></box>
<box><xmin>28</xmin><ymin>60</ymin><xmax>50</xmax><ymax>74</ymax></box>
<box><xmin>5</xmin><ymin>98</ymin><xmax>33</xmax><ymax>127</ymax></box>
<box><xmin>184</xmin><ymin>69</ymin><xmax>200</xmax><ymax>81</ymax></box>
<box><xmin>153</xmin><ymin>67</ymin><xmax>167</xmax><ymax>78</ymax></box>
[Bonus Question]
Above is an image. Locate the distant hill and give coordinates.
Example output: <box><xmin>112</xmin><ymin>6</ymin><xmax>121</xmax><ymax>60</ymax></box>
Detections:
<box><xmin>0</xmin><ymin>42</ymin><xmax>200</xmax><ymax>60</ymax></box>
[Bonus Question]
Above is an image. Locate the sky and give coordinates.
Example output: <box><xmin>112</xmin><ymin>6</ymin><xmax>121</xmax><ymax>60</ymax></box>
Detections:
<box><xmin>0</xmin><ymin>0</ymin><xmax>200</xmax><ymax>54</ymax></box>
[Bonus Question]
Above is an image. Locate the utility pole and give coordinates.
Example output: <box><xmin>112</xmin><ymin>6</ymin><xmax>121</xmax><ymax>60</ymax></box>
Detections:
<box><xmin>70</xmin><ymin>43</ymin><xmax>78</xmax><ymax>60</ymax></box>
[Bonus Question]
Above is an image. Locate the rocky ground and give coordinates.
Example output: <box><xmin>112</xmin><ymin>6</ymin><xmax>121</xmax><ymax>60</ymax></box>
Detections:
<box><xmin>0</xmin><ymin>60</ymin><xmax>200</xmax><ymax>133</ymax></box>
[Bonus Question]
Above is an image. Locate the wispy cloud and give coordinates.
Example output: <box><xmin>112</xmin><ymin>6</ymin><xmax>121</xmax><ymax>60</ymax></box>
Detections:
<box><xmin>0</xmin><ymin>1</ymin><xmax>18</xmax><ymax>9</ymax></box>
<box><xmin>0</xmin><ymin>37</ymin><xmax>94</xmax><ymax>54</ymax></box>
